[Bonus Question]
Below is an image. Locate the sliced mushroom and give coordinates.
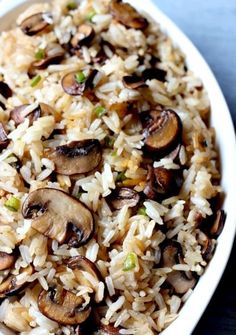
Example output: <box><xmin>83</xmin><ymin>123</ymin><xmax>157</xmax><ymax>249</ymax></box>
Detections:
<box><xmin>93</xmin><ymin>40</ymin><xmax>115</xmax><ymax>64</ymax></box>
<box><xmin>38</xmin><ymin>285</ymin><xmax>91</xmax><ymax>325</ymax></box>
<box><xmin>144</xmin><ymin>109</ymin><xmax>182</xmax><ymax>157</ymax></box>
<box><xmin>66</xmin><ymin>256</ymin><xmax>102</xmax><ymax>303</ymax></box>
<box><xmin>45</xmin><ymin>139</ymin><xmax>102</xmax><ymax>175</ymax></box>
<box><xmin>201</xmin><ymin>237</ymin><xmax>216</xmax><ymax>262</ymax></box>
<box><xmin>162</xmin><ymin>242</ymin><xmax>196</xmax><ymax>294</ymax></box>
<box><xmin>22</xmin><ymin>188</ymin><xmax>94</xmax><ymax>245</ymax></box>
<box><xmin>0</xmin><ymin>81</ymin><xmax>12</xmax><ymax>110</ymax></box>
<box><xmin>99</xmin><ymin>324</ymin><xmax>121</xmax><ymax>335</ymax></box>
<box><xmin>71</xmin><ymin>25</ymin><xmax>95</xmax><ymax>49</ymax></box>
<box><xmin>61</xmin><ymin>69</ymin><xmax>98</xmax><ymax>96</ymax></box>
<box><xmin>109</xmin><ymin>188</ymin><xmax>140</xmax><ymax>210</ymax></box>
<box><xmin>0</xmin><ymin>265</ymin><xmax>33</xmax><ymax>298</ymax></box>
<box><xmin>142</xmin><ymin>68</ymin><xmax>167</xmax><ymax>83</ymax></box>
<box><xmin>210</xmin><ymin>209</ymin><xmax>226</xmax><ymax>237</ymax></box>
<box><xmin>110</xmin><ymin>0</ymin><xmax>148</xmax><ymax>30</ymax></box>
<box><xmin>10</xmin><ymin>103</ymin><xmax>54</xmax><ymax>126</ymax></box>
<box><xmin>0</xmin><ymin>252</ymin><xmax>15</xmax><ymax>271</ymax></box>
<box><xmin>20</xmin><ymin>12</ymin><xmax>53</xmax><ymax>36</ymax></box>
<box><xmin>122</xmin><ymin>75</ymin><xmax>145</xmax><ymax>89</ymax></box>
<box><xmin>31</xmin><ymin>43</ymin><xmax>65</xmax><ymax>70</ymax></box>
<box><xmin>0</xmin><ymin>123</ymin><xmax>9</xmax><ymax>151</ymax></box>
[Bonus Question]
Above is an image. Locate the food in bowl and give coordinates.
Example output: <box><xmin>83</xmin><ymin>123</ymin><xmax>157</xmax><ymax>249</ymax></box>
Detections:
<box><xmin>0</xmin><ymin>0</ymin><xmax>226</xmax><ymax>334</ymax></box>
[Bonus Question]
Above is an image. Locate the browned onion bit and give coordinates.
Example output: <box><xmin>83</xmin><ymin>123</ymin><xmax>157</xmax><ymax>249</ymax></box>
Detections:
<box><xmin>71</xmin><ymin>24</ymin><xmax>95</xmax><ymax>49</ymax></box>
<box><xmin>143</xmin><ymin>109</ymin><xmax>182</xmax><ymax>157</ymax></box>
<box><xmin>0</xmin><ymin>123</ymin><xmax>9</xmax><ymax>151</ymax></box>
<box><xmin>20</xmin><ymin>12</ymin><xmax>53</xmax><ymax>36</ymax></box>
<box><xmin>61</xmin><ymin>69</ymin><xmax>98</xmax><ymax>96</ymax></box>
<box><xmin>110</xmin><ymin>0</ymin><xmax>148</xmax><ymax>30</ymax></box>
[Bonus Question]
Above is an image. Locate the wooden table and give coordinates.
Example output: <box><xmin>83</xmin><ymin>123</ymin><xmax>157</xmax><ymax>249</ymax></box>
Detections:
<box><xmin>155</xmin><ymin>0</ymin><xmax>236</xmax><ymax>333</ymax></box>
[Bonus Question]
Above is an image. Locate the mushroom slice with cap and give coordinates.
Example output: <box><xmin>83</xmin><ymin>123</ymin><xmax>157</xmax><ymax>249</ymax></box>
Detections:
<box><xmin>142</xmin><ymin>68</ymin><xmax>167</xmax><ymax>83</ymax></box>
<box><xmin>0</xmin><ymin>265</ymin><xmax>33</xmax><ymax>298</ymax></box>
<box><xmin>162</xmin><ymin>242</ymin><xmax>196</xmax><ymax>294</ymax></box>
<box><xmin>31</xmin><ymin>43</ymin><xmax>65</xmax><ymax>70</ymax></box>
<box><xmin>0</xmin><ymin>81</ymin><xmax>12</xmax><ymax>110</ymax></box>
<box><xmin>61</xmin><ymin>69</ymin><xmax>98</xmax><ymax>96</ymax></box>
<box><xmin>44</xmin><ymin>139</ymin><xmax>102</xmax><ymax>175</ymax></box>
<box><xmin>10</xmin><ymin>103</ymin><xmax>54</xmax><ymax>126</ymax></box>
<box><xmin>71</xmin><ymin>25</ymin><xmax>95</xmax><ymax>49</ymax></box>
<box><xmin>109</xmin><ymin>188</ymin><xmax>140</xmax><ymax>210</ymax></box>
<box><xmin>144</xmin><ymin>109</ymin><xmax>182</xmax><ymax>157</ymax></box>
<box><xmin>20</xmin><ymin>12</ymin><xmax>53</xmax><ymax>36</ymax></box>
<box><xmin>210</xmin><ymin>209</ymin><xmax>226</xmax><ymax>237</ymax></box>
<box><xmin>38</xmin><ymin>285</ymin><xmax>91</xmax><ymax>325</ymax></box>
<box><xmin>122</xmin><ymin>75</ymin><xmax>145</xmax><ymax>89</ymax></box>
<box><xmin>0</xmin><ymin>123</ymin><xmax>9</xmax><ymax>151</ymax></box>
<box><xmin>66</xmin><ymin>256</ymin><xmax>102</xmax><ymax>303</ymax></box>
<box><xmin>22</xmin><ymin>188</ymin><xmax>94</xmax><ymax>245</ymax></box>
<box><xmin>0</xmin><ymin>252</ymin><xmax>15</xmax><ymax>271</ymax></box>
<box><xmin>110</xmin><ymin>0</ymin><xmax>148</xmax><ymax>30</ymax></box>
<box><xmin>201</xmin><ymin>237</ymin><xmax>216</xmax><ymax>262</ymax></box>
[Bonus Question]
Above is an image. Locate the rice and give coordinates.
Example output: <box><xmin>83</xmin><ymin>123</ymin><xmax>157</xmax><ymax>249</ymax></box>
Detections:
<box><xmin>0</xmin><ymin>0</ymin><xmax>225</xmax><ymax>334</ymax></box>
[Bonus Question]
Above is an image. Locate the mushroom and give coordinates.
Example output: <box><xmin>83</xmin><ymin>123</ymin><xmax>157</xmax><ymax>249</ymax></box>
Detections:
<box><xmin>0</xmin><ymin>252</ymin><xmax>15</xmax><ymax>271</ymax></box>
<box><xmin>44</xmin><ymin>139</ymin><xmax>102</xmax><ymax>175</ymax></box>
<box><xmin>30</xmin><ymin>43</ymin><xmax>65</xmax><ymax>71</ymax></box>
<box><xmin>142</xmin><ymin>68</ymin><xmax>167</xmax><ymax>83</ymax></box>
<box><xmin>0</xmin><ymin>81</ymin><xmax>12</xmax><ymax>110</ymax></box>
<box><xmin>61</xmin><ymin>69</ymin><xmax>98</xmax><ymax>96</ymax></box>
<box><xmin>38</xmin><ymin>285</ymin><xmax>91</xmax><ymax>325</ymax></box>
<box><xmin>99</xmin><ymin>324</ymin><xmax>121</xmax><ymax>335</ymax></box>
<box><xmin>22</xmin><ymin>188</ymin><xmax>94</xmax><ymax>245</ymax></box>
<box><xmin>143</xmin><ymin>109</ymin><xmax>182</xmax><ymax>157</ymax></box>
<box><xmin>109</xmin><ymin>187</ymin><xmax>140</xmax><ymax>210</ymax></box>
<box><xmin>210</xmin><ymin>209</ymin><xmax>226</xmax><ymax>237</ymax></box>
<box><xmin>20</xmin><ymin>12</ymin><xmax>53</xmax><ymax>36</ymax></box>
<box><xmin>122</xmin><ymin>75</ymin><xmax>145</xmax><ymax>89</ymax></box>
<box><xmin>66</xmin><ymin>256</ymin><xmax>102</xmax><ymax>303</ymax></box>
<box><xmin>110</xmin><ymin>0</ymin><xmax>148</xmax><ymax>30</ymax></box>
<box><xmin>201</xmin><ymin>237</ymin><xmax>216</xmax><ymax>262</ymax></box>
<box><xmin>0</xmin><ymin>123</ymin><xmax>9</xmax><ymax>151</ymax></box>
<box><xmin>71</xmin><ymin>25</ymin><xmax>95</xmax><ymax>49</ymax></box>
<box><xmin>162</xmin><ymin>242</ymin><xmax>196</xmax><ymax>294</ymax></box>
<box><xmin>0</xmin><ymin>265</ymin><xmax>33</xmax><ymax>298</ymax></box>
<box><xmin>10</xmin><ymin>103</ymin><xmax>54</xmax><ymax>126</ymax></box>
<box><xmin>144</xmin><ymin>166</ymin><xmax>183</xmax><ymax>200</ymax></box>
<box><xmin>92</xmin><ymin>40</ymin><xmax>115</xmax><ymax>64</ymax></box>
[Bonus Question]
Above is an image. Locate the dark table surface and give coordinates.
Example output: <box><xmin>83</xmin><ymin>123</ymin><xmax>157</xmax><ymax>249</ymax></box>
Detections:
<box><xmin>154</xmin><ymin>0</ymin><xmax>236</xmax><ymax>334</ymax></box>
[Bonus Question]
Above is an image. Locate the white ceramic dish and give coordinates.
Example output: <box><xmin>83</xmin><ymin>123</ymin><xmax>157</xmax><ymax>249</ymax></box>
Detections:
<box><xmin>0</xmin><ymin>1</ymin><xmax>235</xmax><ymax>334</ymax></box>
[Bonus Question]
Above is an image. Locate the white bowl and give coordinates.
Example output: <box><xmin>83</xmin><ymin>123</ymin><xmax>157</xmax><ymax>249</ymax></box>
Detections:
<box><xmin>0</xmin><ymin>1</ymin><xmax>236</xmax><ymax>334</ymax></box>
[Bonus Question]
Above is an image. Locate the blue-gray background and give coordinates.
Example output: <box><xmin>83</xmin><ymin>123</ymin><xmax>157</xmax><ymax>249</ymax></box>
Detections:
<box><xmin>154</xmin><ymin>1</ymin><xmax>236</xmax><ymax>334</ymax></box>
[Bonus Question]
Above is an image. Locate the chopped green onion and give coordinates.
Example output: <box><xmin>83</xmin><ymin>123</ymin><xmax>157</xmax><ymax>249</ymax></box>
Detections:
<box><xmin>75</xmin><ymin>72</ymin><xmax>86</xmax><ymax>84</ymax></box>
<box><xmin>94</xmin><ymin>105</ymin><xmax>106</xmax><ymax>117</ymax></box>
<box><xmin>30</xmin><ymin>75</ymin><xmax>42</xmax><ymax>87</ymax></box>
<box><xmin>86</xmin><ymin>10</ymin><xmax>96</xmax><ymax>21</ymax></box>
<box><xmin>75</xmin><ymin>191</ymin><xmax>82</xmax><ymax>199</ymax></box>
<box><xmin>104</xmin><ymin>136</ymin><xmax>115</xmax><ymax>148</ymax></box>
<box><xmin>123</xmin><ymin>252</ymin><xmax>137</xmax><ymax>272</ymax></box>
<box><xmin>111</xmin><ymin>149</ymin><xmax>117</xmax><ymax>157</ymax></box>
<box><xmin>66</xmin><ymin>1</ymin><xmax>77</xmax><ymax>10</ymax></box>
<box><xmin>35</xmin><ymin>48</ymin><xmax>45</xmax><ymax>60</ymax></box>
<box><xmin>4</xmin><ymin>196</ymin><xmax>21</xmax><ymax>212</ymax></box>
<box><xmin>137</xmin><ymin>207</ymin><xmax>147</xmax><ymax>216</ymax></box>
<box><xmin>116</xmin><ymin>171</ymin><xmax>126</xmax><ymax>182</ymax></box>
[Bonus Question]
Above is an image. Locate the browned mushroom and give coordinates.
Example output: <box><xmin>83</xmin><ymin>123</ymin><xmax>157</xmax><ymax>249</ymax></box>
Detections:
<box><xmin>201</xmin><ymin>237</ymin><xmax>216</xmax><ymax>262</ymax></box>
<box><xmin>0</xmin><ymin>265</ymin><xmax>33</xmax><ymax>298</ymax></box>
<box><xmin>61</xmin><ymin>69</ymin><xmax>98</xmax><ymax>96</ymax></box>
<box><xmin>92</xmin><ymin>40</ymin><xmax>115</xmax><ymax>64</ymax></box>
<box><xmin>0</xmin><ymin>123</ymin><xmax>9</xmax><ymax>151</ymax></box>
<box><xmin>44</xmin><ymin>139</ymin><xmax>102</xmax><ymax>175</ymax></box>
<box><xmin>143</xmin><ymin>109</ymin><xmax>182</xmax><ymax>156</ymax></box>
<box><xmin>30</xmin><ymin>43</ymin><xmax>65</xmax><ymax>70</ymax></box>
<box><xmin>20</xmin><ymin>12</ymin><xmax>53</xmax><ymax>36</ymax></box>
<box><xmin>110</xmin><ymin>0</ymin><xmax>148</xmax><ymax>30</ymax></box>
<box><xmin>0</xmin><ymin>252</ymin><xmax>15</xmax><ymax>271</ymax></box>
<box><xmin>22</xmin><ymin>188</ymin><xmax>94</xmax><ymax>245</ymax></box>
<box><xmin>142</xmin><ymin>68</ymin><xmax>167</xmax><ymax>83</ymax></box>
<box><xmin>144</xmin><ymin>166</ymin><xmax>183</xmax><ymax>200</ymax></box>
<box><xmin>210</xmin><ymin>209</ymin><xmax>226</xmax><ymax>237</ymax></box>
<box><xmin>162</xmin><ymin>242</ymin><xmax>196</xmax><ymax>294</ymax></box>
<box><xmin>38</xmin><ymin>285</ymin><xmax>91</xmax><ymax>325</ymax></box>
<box><xmin>0</xmin><ymin>81</ymin><xmax>12</xmax><ymax>110</ymax></box>
<box><xmin>71</xmin><ymin>25</ymin><xmax>95</xmax><ymax>49</ymax></box>
<box><xmin>122</xmin><ymin>75</ymin><xmax>145</xmax><ymax>89</ymax></box>
<box><xmin>99</xmin><ymin>324</ymin><xmax>121</xmax><ymax>335</ymax></box>
<box><xmin>109</xmin><ymin>187</ymin><xmax>140</xmax><ymax>210</ymax></box>
<box><xmin>66</xmin><ymin>256</ymin><xmax>102</xmax><ymax>303</ymax></box>
<box><xmin>10</xmin><ymin>103</ymin><xmax>54</xmax><ymax>126</ymax></box>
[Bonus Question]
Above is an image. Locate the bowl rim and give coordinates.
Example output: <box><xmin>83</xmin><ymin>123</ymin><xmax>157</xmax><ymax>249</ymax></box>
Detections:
<box><xmin>0</xmin><ymin>1</ymin><xmax>236</xmax><ymax>334</ymax></box>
